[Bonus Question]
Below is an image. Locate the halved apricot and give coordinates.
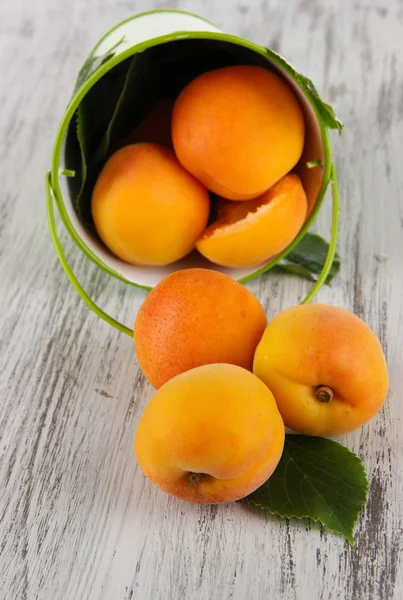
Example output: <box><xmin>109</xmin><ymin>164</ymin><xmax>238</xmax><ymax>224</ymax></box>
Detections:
<box><xmin>195</xmin><ymin>174</ymin><xmax>307</xmax><ymax>268</ymax></box>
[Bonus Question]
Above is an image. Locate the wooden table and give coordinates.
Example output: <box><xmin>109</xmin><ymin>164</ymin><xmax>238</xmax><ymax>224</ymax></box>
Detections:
<box><xmin>1</xmin><ymin>1</ymin><xmax>402</xmax><ymax>598</ymax></box>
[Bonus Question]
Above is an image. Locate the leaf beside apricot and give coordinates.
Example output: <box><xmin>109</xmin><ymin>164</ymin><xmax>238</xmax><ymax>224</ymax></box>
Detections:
<box><xmin>273</xmin><ymin>233</ymin><xmax>341</xmax><ymax>283</ymax></box>
<box><xmin>245</xmin><ymin>435</ymin><xmax>369</xmax><ymax>544</ymax></box>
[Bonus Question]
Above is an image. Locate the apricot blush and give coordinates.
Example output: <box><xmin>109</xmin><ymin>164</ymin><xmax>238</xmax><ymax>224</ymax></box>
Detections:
<box><xmin>134</xmin><ymin>268</ymin><xmax>267</xmax><ymax>389</ymax></box>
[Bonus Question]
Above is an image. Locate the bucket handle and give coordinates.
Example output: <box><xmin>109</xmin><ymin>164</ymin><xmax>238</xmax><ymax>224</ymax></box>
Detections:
<box><xmin>46</xmin><ymin>164</ymin><xmax>339</xmax><ymax>337</ymax></box>
<box><xmin>300</xmin><ymin>162</ymin><xmax>340</xmax><ymax>304</ymax></box>
<box><xmin>46</xmin><ymin>171</ymin><xmax>133</xmax><ymax>337</ymax></box>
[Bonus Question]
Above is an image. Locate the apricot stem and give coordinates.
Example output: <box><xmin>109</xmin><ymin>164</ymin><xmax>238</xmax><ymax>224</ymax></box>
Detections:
<box><xmin>316</xmin><ymin>386</ymin><xmax>334</xmax><ymax>403</ymax></box>
<box><xmin>188</xmin><ymin>473</ymin><xmax>203</xmax><ymax>485</ymax></box>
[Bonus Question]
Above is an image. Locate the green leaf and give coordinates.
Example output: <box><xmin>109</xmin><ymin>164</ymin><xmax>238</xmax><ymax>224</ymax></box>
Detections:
<box><xmin>265</xmin><ymin>48</ymin><xmax>344</xmax><ymax>133</ymax></box>
<box><xmin>273</xmin><ymin>233</ymin><xmax>341</xmax><ymax>284</ymax></box>
<box><xmin>91</xmin><ymin>53</ymin><xmax>153</xmax><ymax>163</ymax></box>
<box><xmin>75</xmin><ymin>103</ymin><xmax>89</xmax><ymax>221</ymax></box>
<box><xmin>246</xmin><ymin>435</ymin><xmax>369</xmax><ymax>544</ymax></box>
<box><xmin>72</xmin><ymin>36</ymin><xmax>125</xmax><ymax>96</ymax></box>
<box><xmin>71</xmin><ymin>38</ymin><xmax>127</xmax><ymax>224</ymax></box>
<box><xmin>72</xmin><ymin>58</ymin><xmax>147</xmax><ymax>225</ymax></box>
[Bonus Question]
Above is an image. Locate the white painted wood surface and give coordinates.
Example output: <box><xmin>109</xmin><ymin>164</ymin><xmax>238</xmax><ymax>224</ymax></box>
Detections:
<box><xmin>1</xmin><ymin>0</ymin><xmax>402</xmax><ymax>598</ymax></box>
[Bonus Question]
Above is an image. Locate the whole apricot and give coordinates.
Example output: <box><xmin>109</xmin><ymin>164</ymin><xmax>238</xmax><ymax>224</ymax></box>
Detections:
<box><xmin>134</xmin><ymin>268</ymin><xmax>267</xmax><ymax>389</ymax></box>
<box><xmin>172</xmin><ymin>65</ymin><xmax>305</xmax><ymax>200</ymax></box>
<box><xmin>134</xmin><ymin>363</ymin><xmax>285</xmax><ymax>504</ymax></box>
<box><xmin>91</xmin><ymin>143</ymin><xmax>210</xmax><ymax>265</ymax></box>
<box><xmin>196</xmin><ymin>174</ymin><xmax>307</xmax><ymax>268</ymax></box>
<box><xmin>253</xmin><ymin>304</ymin><xmax>389</xmax><ymax>436</ymax></box>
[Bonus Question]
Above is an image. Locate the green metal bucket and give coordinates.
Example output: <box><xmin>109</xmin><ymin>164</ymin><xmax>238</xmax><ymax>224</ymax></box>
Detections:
<box><xmin>46</xmin><ymin>9</ymin><xmax>341</xmax><ymax>337</ymax></box>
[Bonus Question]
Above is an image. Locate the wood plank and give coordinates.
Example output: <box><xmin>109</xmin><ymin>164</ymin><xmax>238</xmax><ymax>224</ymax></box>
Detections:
<box><xmin>0</xmin><ymin>0</ymin><xmax>402</xmax><ymax>598</ymax></box>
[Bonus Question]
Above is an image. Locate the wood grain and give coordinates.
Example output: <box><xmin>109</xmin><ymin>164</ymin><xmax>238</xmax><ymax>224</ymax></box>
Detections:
<box><xmin>1</xmin><ymin>0</ymin><xmax>402</xmax><ymax>598</ymax></box>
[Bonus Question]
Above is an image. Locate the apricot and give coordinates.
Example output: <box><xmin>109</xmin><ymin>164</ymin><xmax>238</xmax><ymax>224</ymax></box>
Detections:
<box><xmin>134</xmin><ymin>363</ymin><xmax>285</xmax><ymax>504</ymax></box>
<box><xmin>196</xmin><ymin>174</ymin><xmax>308</xmax><ymax>268</ymax></box>
<box><xmin>91</xmin><ymin>143</ymin><xmax>209</xmax><ymax>265</ymax></box>
<box><xmin>253</xmin><ymin>304</ymin><xmax>389</xmax><ymax>436</ymax></box>
<box><xmin>172</xmin><ymin>65</ymin><xmax>305</xmax><ymax>201</ymax></box>
<box><xmin>115</xmin><ymin>99</ymin><xmax>174</xmax><ymax>150</ymax></box>
<box><xmin>134</xmin><ymin>268</ymin><xmax>267</xmax><ymax>389</ymax></box>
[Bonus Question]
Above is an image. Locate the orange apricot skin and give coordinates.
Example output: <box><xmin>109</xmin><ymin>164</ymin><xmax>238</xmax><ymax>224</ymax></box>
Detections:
<box><xmin>253</xmin><ymin>304</ymin><xmax>389</xmax><ymax>436</ymax></box>
<box><xmin>91</xmin><ymin>143</ymin><xmax>210</xmax><ymax>266</ymax></box>
<box><xmin>196</xmin><ymin>174</ymin><xmax>308</xmax><ymax>268</ymax></box>
<box><xmin>134</xmin><ymin>269</ymin><xmax>267</xmax><ymax>389</ymax></box>
<box><xmin>134</xmin><ymin>364</ymin><xmax>285</xmax><ymax>504</ymax></box>
<box><xmin>172</xmin><ymin>65</ymin><xmax>305</xmax><ymax>201</ymax></box>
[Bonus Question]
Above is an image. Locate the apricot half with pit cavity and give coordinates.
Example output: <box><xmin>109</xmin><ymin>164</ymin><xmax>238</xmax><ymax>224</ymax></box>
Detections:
<box><xmin>196</xmin><ymin>174</ymin><xmax>308</xmax><ymax>268</ymax></box>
